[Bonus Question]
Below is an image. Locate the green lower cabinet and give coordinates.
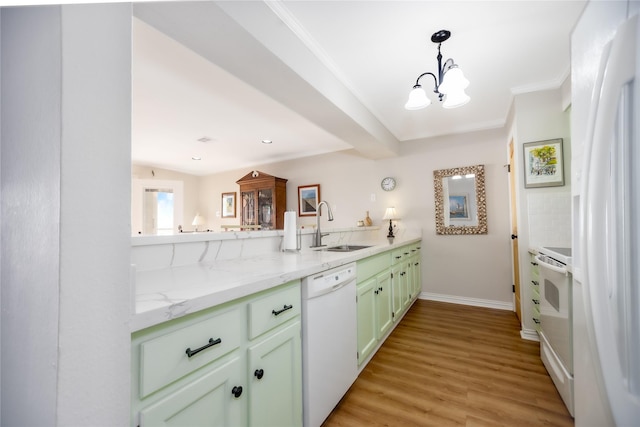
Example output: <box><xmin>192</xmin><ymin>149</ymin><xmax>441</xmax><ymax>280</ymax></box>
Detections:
<box><xmin>391</xmin><ymin>264</ymin><xmax>404</xmax><ymax>319</ymax></box>
<box><xmin>248</xmin><ymin>321</ymin><xmax>303</xmax><ymax>427</ymax></box>
<box><xmin>375</xmin><ymin>271</ymin><xmax>393</xmax><ymax>339</ymax></box>
<box><xmin>400</xmin><ymin>261</ymin><xmax>411</xmax><ymax>311</ymax></box>
<box><xmin>140</xmin><ymin>355</ymin><xmax>246</xmax><ymax>426</ymax></box>
<box><xmin>356</xmin><ymin>270</ymin><xmax>393</xmax><ymax>365</ymax></box>
<box><xmin>132</xmin><ymin>281</ymin><xmax>302</xmax><ymax>427</ymax></box>
<box><xmin>356</xmin><ymin>277</ymin><xmax>377</xmax><ymax>364</ymax></box>
<box><xmin>410</xmin><ymin>253</ymin><xmax>422</xmax><ymax>299</ymax></box>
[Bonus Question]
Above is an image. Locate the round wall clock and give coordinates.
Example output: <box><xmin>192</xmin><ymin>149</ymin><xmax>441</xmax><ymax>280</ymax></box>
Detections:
<box><xmin>381</xmin><ymin>177</ymin><xmax>396</xmax><ymax>191</ymax></box>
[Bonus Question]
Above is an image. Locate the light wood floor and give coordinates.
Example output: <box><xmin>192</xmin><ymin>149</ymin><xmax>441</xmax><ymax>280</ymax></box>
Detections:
<box><xmin>322</xmin><ymin>299</ymin><xmax>574</xmax><ymax>427</ymax></box>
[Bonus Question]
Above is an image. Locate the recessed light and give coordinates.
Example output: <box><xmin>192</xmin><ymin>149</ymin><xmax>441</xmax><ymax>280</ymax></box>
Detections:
<box><xmin>261</xmin><ymin>139</ymin><xmax>273</xmax><ymax>144</ymax></box>
<box><xmin>192</xmin><ymin>156</ymin><xmax>202</xmax><ymax>161</ymax></box>
<box><xmin>197</xmin><ymin>137</ymin><xmax>212</xmax><ymax>143</ymax></box>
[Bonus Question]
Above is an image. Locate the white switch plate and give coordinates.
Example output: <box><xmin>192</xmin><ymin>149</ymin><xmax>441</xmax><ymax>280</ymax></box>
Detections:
<box><xmin>370</xmin><ymin>193</ymin><xmax>376</xmax><ymax>202</ymax></box>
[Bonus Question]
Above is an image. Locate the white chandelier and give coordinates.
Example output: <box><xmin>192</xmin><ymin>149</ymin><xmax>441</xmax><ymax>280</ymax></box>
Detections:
<box><xmin>405</xmin><ymin>29</ymin><xmax>470</xmax><ymax>110</ymax></box>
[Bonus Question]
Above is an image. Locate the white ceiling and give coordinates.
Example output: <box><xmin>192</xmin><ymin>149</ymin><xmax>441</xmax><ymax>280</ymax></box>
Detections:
<box><xmin>132</xmin><ymin>0</ymin><xmax>587</xmax><ymax>176</ymax></box>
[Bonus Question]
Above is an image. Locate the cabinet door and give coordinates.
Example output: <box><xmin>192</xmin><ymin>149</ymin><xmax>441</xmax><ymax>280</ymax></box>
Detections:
<box><xmin>406</xmin><ymin>258</ymin><xmax>415</xmax><ymax>301</ymax></box>
<box><xmin>375</xmin><ymin>271</ymin><xmax>393</xmax><ymax>339</ymax></box>
<box><xmin>140</xmin><ymin>355</ymin><xmax>245</xmax><ymax>427</ymax></box>
<box><xmin>241</xmin><ymin>190</ymin><xmax>257</xmax><ymax>226</ymax></box>
<box><xmin>257</xmin><ymin>188</ymin><xmax>274</xmax><ymax>229</ymax></box>
<box><xmin>400</xmin><ymin>261</ymin><xmax>411</xmax><ymax>311</ymax></box>
<box><xmin>390</xmin><ymin>265</ymin><xmax>403</xmax><ymax>320</ymax></box>
<box><xmin>356</xmin><ymin>277</ymin><xmax>377</xmax><ymax>364</ymax></box>
<box><xmin>248</xmin><ymin>321</ymin><xmax>302</xmax><ymax>427</ymax></box>
<box><xmin>411</xmin><ymin>256</ymin><xmax>422</xmax><ymax>299</ymax></box>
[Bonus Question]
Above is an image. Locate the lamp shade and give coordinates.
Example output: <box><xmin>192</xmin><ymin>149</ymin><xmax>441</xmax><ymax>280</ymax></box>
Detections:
<box><xmin>438</xmin><ymin>67</ymin><xmax>469</xmax><ymax>93</ymax></box>
<box><xmin>442</xmin><ymin>89</ymin><xmax>470</xmax><ymax>109</ymax></box>
<box><xmin>192</xmin><ymin>214</ymin><xmax>206</xmax><ymax>227</ymax></box>
<box><xmin>404</xmin><ymin>86</ymin><xmax>431</xmax><ymax>110</ymax></box>
<box><xmin>383</xmin><ymin>207</ymin><xmax>398</xmax><ymax>220</ymax></box>
<box><xmin>440</xmin><ymin>67</ymin><xmax>470</xmax><ymax>109</ymax></box>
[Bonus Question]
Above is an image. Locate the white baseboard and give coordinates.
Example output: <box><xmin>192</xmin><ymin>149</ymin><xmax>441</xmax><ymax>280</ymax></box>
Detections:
<box><xmin>520</xmin><ymin>328</ymin><xmax>540</xmax><ymax>342</ymax></box>
<box><xmin>419</xmin><ymin>292</ymin><xmax>513</xmax><ymax>311</ymax></box>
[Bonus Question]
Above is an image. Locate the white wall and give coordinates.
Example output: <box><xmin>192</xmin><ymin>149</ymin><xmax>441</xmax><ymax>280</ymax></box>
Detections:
<box><xmin>508</xmin><ymin>88</ymin><xmax>572</xmax><ymax>334</ymax></box>
<box><xmin>399</xmin><ymin>129</ymin><xmax>512</xmax><ymax>304</ymax></box>
<box><xmin>1</xmin><ymin>8</ymin><xmax>62</xmax><ymax>423</ymax></box>
<box><xmin>199</xmin><ymin>127</ymin><xmax>513</xmax><ymax>307</ymax></box>
<box><xmin>1</xmin><ymin>4</ymin><xmax>131</xmax><ymax>425</ymax></box>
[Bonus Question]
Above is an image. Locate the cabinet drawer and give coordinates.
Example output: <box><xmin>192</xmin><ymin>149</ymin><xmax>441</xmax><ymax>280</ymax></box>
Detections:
<box><xmin>139</xmin><ymin>307</ymin><xmax>243</xmax><ymax>398</ymax></box>
<box><xmin>357</xmin><ymin>252</ymin><xmax>391</xmax><ymax>282</ymax></box>
<box><xmin>249</xmin><ymin>283</ymin><xmax>300</xmax><ymax>340</ymax></box>
<box><xmin>408</xmin><ymin>243</ymin><xmax>421</xmax><ymax>256</ymax></box>
<box><xmin>391</xmin><ymin>246</ymin><xmax>411</xmax><ymax>265</ymax></box>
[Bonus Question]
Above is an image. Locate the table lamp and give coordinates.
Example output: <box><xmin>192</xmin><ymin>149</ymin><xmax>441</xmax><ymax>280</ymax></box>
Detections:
<box><xmin>383</xmin><ymin>207</ymin><xmax>398</xmax><ymax>239</ymax></box>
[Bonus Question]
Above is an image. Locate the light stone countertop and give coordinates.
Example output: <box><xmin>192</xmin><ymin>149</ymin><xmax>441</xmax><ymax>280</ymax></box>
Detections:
<box><xmin>132</xmin><ymin>235</ymin><xmax>422</xmax><ymax>332</ymax></box>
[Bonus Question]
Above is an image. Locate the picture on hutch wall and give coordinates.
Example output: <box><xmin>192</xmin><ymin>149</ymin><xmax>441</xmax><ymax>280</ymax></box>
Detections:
<box><xmin>523</xmin><ymin>138</ymin><xmax>565</xmax><ymax>188</ymax></box>
<box><xmin>298</xmin><ymin>184</ymin><xmax>320</xmax><ymax>216</ymax></box>
<box><xmin>221</xmin><ymin>192</ymin><xmax>236</xmax><ymax>218</ymax></box>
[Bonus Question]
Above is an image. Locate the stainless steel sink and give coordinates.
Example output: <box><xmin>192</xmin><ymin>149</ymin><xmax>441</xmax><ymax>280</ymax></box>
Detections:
<box><xmin>325</xmin><ymin>245</ymin><xmax>372</xmax><ymax>252</ymax></box>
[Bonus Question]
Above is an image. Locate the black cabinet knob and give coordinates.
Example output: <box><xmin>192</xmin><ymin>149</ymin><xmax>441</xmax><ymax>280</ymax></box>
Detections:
<box><xmin>254</xmin><ymin>369</ymin><xmax>264</xmax><ymax>380</ymax></box>
<box><xmin>231</xmin><ymin>386</ymin><xmax>243</xmax><ymax>398</ymax></box>
<box><xmin>511</xmin><ymin>234</ymin><xmax>518</xmax><ymax>239</ymax></box>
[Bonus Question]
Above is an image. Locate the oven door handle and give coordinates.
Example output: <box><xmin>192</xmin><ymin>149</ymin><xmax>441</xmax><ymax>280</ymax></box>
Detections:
<box><xmin>535</xmin><ymin>255</ymin><xmax>568</xmax><ymax>275</ymax></box>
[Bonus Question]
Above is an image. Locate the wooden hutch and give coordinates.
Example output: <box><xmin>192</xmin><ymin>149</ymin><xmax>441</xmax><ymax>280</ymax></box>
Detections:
<box><xmin>236</xmin><ymin>171</ymin><xmax>288</xmax><ymax>230</ymax></box>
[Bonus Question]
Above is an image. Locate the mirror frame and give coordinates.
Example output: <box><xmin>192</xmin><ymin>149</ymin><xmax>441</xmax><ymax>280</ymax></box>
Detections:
<box><xmin>434</xmin><ymin>164</ymin><xmax>487</xmax><ymax>235</ymax></box>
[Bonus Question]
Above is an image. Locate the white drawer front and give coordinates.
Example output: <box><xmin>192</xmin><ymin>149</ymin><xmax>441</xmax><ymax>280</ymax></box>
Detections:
<box><xmin>139</xmin><ymin>307</ymin><xmax>243</xmax><ymax>398</ymax></box>
<box><xmin>248</xmin><ymin>283</ymin><xmax>300</xmax><ymax>340</ymax></box>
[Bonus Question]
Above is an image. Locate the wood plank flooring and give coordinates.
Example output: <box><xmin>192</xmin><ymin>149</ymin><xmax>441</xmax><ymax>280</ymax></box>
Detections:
<box><xmin>322</xmin><ymin>299</ymin><xmax>574</xmax><ymax>427</ymax></box>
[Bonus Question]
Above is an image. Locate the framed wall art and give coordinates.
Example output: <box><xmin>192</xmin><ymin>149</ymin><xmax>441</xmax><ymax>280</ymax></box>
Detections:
<box><xmin>298</xmin><ymin>184</ymin><xmax>320</xmax><ymax>216</ymax></box>
<box><xmin>523</xmin><ymin>138</ymin><xmax>565</xmax><ymax>188</ymax></box>
<box><xmin>449</xmin><ymin>194</ymin><xmax>470</xmax><ymax>220</ymax></box>
<box><xmin>221</xmin><ymin>192</ymin><xmax>236</xmax><ymax>218</ymax></box>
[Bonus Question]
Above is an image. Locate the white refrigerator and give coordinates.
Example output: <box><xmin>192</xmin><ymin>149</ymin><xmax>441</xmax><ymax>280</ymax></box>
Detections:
<box><xmin>572</xmin><ymin>2</ymin><xmax>640</xmax><ymax>425</ymax></box>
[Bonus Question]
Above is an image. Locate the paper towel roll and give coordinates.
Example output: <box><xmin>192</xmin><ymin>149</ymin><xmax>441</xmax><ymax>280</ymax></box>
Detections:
<box><xmin>283</xmin><ymin>211</ymin><xmax>297</xmax><ymax>250</ymax></box>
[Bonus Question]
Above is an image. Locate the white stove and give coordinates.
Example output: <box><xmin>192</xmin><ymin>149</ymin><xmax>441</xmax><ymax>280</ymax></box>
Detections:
<box><xmin>536</xmin><ymin>246</ymin><xmax>573</xmax><ymax>416</ymax></box>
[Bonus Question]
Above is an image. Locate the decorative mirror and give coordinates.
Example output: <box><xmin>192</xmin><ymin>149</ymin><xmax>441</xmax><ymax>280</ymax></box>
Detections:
<box><xmin>433</xmin><ymin>164</ymin><xmax>487</xmax><ymax>235</ymax></box>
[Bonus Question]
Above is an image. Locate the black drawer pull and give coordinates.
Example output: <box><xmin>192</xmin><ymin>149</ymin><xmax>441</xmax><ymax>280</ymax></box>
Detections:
<box><xmin>254</xmin><ymin>369</ymin><xmax>264</xmax><ymax>380</ymax></box>
<box><xmin>186</xmin><ymin>337</ymin><xmax>222</xmax><ymax>358</ymax></box>
<box><xmin>232</xmin><ymin>386</ymin><xmax>243</xmax><ymax>398</ymax></box>
<box><xmin>531</xmin><ymin>262</ymin><xmax>538</xmax><ymax>266</ymax></box>
<box><xmin>395</xmin><ymin>256</ymin><xmax>402</xmax><ymax>259</ymax></box>
<box><xmin>533</xmin><ymin>318</ymin><xmax>540</xmax><ymax>324</ymax></box>
<box><xmin>531</xmin><ymin>280</ymin><xmax>539</xmax><ymax>286</ymax></box>
<box><xmin>272</xmin><ymin>304</ymin><xmax>293</xmax><ymax>316</ymax></box>
<box><xmin>532</xmin><ymin>299</ymin><xmax>539</xmax><ymax>304</ymax></box>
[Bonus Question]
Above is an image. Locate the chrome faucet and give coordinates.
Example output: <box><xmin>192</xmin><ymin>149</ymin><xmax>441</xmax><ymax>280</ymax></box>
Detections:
<box><xmin>311</xmin><ymin>201</ymin><xmax>334</xmax><ymax>247</ymax></box>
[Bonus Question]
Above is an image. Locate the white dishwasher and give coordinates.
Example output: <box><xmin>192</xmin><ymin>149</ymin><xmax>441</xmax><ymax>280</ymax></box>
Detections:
<box><xmin>302</xmin><ymin>263</ymin><xmax>358</xmax><ymax>427</ymax></box>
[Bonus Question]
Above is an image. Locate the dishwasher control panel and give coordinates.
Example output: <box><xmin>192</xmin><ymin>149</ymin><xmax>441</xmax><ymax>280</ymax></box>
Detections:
<box><xmin>303</xmin><ymin>263</ymin><xmax>356</xmax><ymax>298</ymax></box>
